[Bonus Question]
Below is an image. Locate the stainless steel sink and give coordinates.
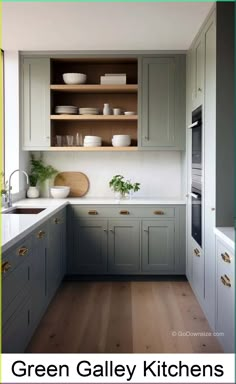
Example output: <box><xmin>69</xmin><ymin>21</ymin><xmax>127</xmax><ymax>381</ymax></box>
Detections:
<box><xmin>3</xmin><ymin>207</ymin><xmax>45</xmax><ymax>214</ymax></box>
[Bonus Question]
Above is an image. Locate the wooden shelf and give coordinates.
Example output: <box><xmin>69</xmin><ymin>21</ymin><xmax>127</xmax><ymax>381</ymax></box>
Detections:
<box><xmin>51</xmin><ymin>114</ymin><xmax>137</xmax><ymax>121</ymax></box>
<box><xmin>48</xmin><ymin>146</ymin><xmax>138</xmax><ymax>152</ymax></box>
<box><xmin>50</xmin><ymin>84</ymin><xmax>138</xmax><ymax>93</ymax></box>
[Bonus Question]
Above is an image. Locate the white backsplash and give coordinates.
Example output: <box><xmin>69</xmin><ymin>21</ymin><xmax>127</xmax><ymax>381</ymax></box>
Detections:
<box><xmin>42</xmin><ymin>151</ymin><xmax>182</xmax><ymax>198</ymax></box>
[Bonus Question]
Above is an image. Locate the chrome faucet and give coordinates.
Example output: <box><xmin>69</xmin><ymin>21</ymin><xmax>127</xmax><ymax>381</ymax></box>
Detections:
<box><xmin>7</xmin><ymin>169</ymin><xmax>29</xmax><ymax>207</ymax></box>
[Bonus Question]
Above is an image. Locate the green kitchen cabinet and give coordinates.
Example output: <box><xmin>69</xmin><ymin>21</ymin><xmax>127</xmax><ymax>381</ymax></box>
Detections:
<box><xmin>22</xmin><ymin>57</ymin><xmax>50</xmax><ymax>149</ymax></box>
<box><xmin>47</xmin><ymin>209</ymin><xmax>66</xmax><ymax>301</ymax></box>
<box><xmin>191</xmin><ymin>35</ymin><xmax>204</xmax><ymax>109</ymax></box>
<box><xmin>31</xmin><ymin>224</ymin><xmax>48</xmax><ymax>330</ymax></box>
<box><xmin>108</xmin><ymin>220</ymin><xmax>140</xmax><ymax>273</ymax></box>
<box><xmin>141</xmin><ymin>220</ymin><xmax>175</xmax><ymax>273</ymax></box>
<box><xmin>71</xmin><ymin>218</ymin><xmax>108</xmax><ymax>274</ymax></box>
<box><xmin>140</xmin><ymin>55</ymin><xmax>186</xmax><ymax>150</ymax></box>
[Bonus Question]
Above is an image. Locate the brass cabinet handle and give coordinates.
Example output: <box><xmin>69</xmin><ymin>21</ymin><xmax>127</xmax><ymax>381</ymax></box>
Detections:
<box><xmin>154</xmin><ymin>210</ymin><xmax>165</xmax><ymax>215</ymax></box>
<box><xmin>221</xmin><ymin>252</ymin><xmax>231</xmax><ymax>264</ymax></box>
<box><xmin>144</xmin><ymin>229</ymin><xmax>149</xmax><ymax>232</ymax></box>
<box><xmin>18</xmin><ymin>247</ymin><xmax>28</xmax><ymax>256</ymax></box>
<box><xmin>109</xmin><ymin>229</ymin><xmax>114</xmax><ymax>233</ymax></box>
<box><xmin>194</xmin><ymin>248</ymin><xmax>200</xmax><ymax>257</ymax></box>
<box><xmin>37</xmin><ymin>230</ymin><xmax>46</xmax><ymax>239</ymax></box>
<box><xmin>221</xmin><ymin>274</ymin><xmax>231</xmax><ymax>287</ymax></box>
<box><xmin>54</xmin><ymin>218</ymin><xmax>61</xmax><ymax>224</ymax></box>
<box><xmin>2</xmin><ymin>261</ymin><xmax>12</xmax><ymax>273</ymax></box>
<box><xmin>120</xmin><ymin>210</ymin><xmax>130</xmax><ymax>215</ymax></box>
<box><xmin>88</xmin><ymin>210</ymin><xmax>98</xmax><ymax>215</ymax></box>
<box><xmin>103</xmin><ymin>229</ymin><xmax>108</xmax><ymax>233</ymax></box>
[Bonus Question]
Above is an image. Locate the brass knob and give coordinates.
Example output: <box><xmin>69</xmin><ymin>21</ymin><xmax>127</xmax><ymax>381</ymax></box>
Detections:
<box><xmin>120</xmin><ymin>210</ymin><xmax>130</xmax><ymax>215</ymax></box>
<box><xmin>194</xmin><ymin>248</ymin><xmax>200</xmax><ymax>257</ymax></box>
<box><xmin>221</xmin><ymin>252</ymin><xmax>231</xmax><ymax>263</ymax></box>
<box><xmin>88</xmin><ymin>210</ymin><xmax>98</xmax><ymax>215</ymax></box>
<box><xmin>154</xmin><ymin>210</ymin><xmax>165</xmax><ymax>215</ymax></box>
<box><xmin>109</xmin><ymin>229</ymin><xmax>114</xmax><ymax>233</ymax></box>
<box><xmin>221</xmin><ymin>274</ymin><xmax>231</xmax><ymax>287</ymax></box>
<box><xmin>103</xmin><ymin>229</ymin><xmax>108</xmax><ymax>233</ymax></box>
<box><xmin>54</xmin><ymin>218</ymin><xmax>60</xmax><ymax>224</ymax></box>
<box><xmin>2</xmin><ymin>261</ymin><xmax>12</xmax><ymax>273</ymax></box>
<box><xmin>37</xmin><ymin>230</ymin><xmax>46</xmax><ymax>239</ymax></box>
<box><xmin>18</xmin><ymin>247</ymin><xmax>28</xmax><ymax>256</ymax></box>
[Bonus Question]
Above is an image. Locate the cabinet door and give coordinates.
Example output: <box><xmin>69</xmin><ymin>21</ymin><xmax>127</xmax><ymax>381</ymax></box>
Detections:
<box><xmin>72</xmin><ymin>219</ymin><xmax>108</xmax><ymax>274</ymax></box>
<box><xmin>31</xmin><ymin>225</ymin><xmax>47</xmax><ymax>328</ymax></box>
<box><xmin>141</xmin><ymin>220</ymin><xmax>174</xmax><ymax>273</ymax></box>
<box><xmin>192</xmin><ymin>36</ymin><xmax>204</xmax><ymax>108</ymax></box>
<box><xmin>47</xmin><ymin>214</ymin><xmax>64</xmax><ymax>300</ymax></box>
<box><xmin>192</xmin><ymin>241</ymin><xmax>205</xmax><ymax>304</ymax></box>
<box><xmin>141</xmin><ymin>56</ymin><xmax>185</xmax><ymax>150</ymax></box>
<box><xmin>22</xmin><ymin>58</ymin><xmax>50</xmax><ymax>149</ymax></box>
<box><xmin>108</xmin><ymin>220</ymin><xmax>140</xmax><ymax>273</ymax></box>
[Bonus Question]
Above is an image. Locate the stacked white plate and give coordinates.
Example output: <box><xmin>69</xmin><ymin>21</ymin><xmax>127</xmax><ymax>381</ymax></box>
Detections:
<box><xmin>55</xmin><ymin>105</ymin><xmax>78</xmax><ymax>114</ymax></box>
<box><xmin>84</xmin><ymin>135</ymin><xmax>102</xmax><ymax>147</ymax></box>
<box><xmin>112</xmin><ymin>135</ymin><xmax>131</xmax><ymax>147</ymax></box>
<box><xmin>79</xmin><ymin>107</ymin><xmax>99</xmax><ymax>115</ymax></box>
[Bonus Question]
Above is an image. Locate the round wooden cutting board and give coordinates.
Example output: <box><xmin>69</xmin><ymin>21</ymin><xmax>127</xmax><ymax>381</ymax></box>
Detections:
<box><xmin>54</xmin><ymin>172</ymin><xmax>90</xmax><ymax>197</ymax></box>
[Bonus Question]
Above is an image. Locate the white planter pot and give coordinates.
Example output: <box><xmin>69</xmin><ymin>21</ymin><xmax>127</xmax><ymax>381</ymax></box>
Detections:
<box><xmin>27</xmin><ymin>186</ymin><xmax>40</xmax><ymax>198</ymax></box>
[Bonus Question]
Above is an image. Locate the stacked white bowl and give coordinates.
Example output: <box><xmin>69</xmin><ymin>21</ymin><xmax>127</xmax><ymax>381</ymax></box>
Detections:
<box><xmin>63</xmin><ymin>73</ymin><xmax>87</xmax><ymax>84</ymax></box>
<box><xmin>55</xmin><ymin>105</ymin><xmax>77</xmax><ymax>114</ymax></box>
<box><xmin>79</xmin><ymin>107</ymin><xmax>99</xmax><ymax>115</ymax></box>
<box><xmin>84</xmin><ymin>135</ymin><xmax>102</xmax><ymax>147</ymax></box>
<box><xmin>50</xmin><ymin>186</ymin><xmax>70</xmax><ymax>198</ymax></box>
<box><xmin>112</xmin><ymin>135</ymin><xmax>131</xmax><ymax>147</ymax></box>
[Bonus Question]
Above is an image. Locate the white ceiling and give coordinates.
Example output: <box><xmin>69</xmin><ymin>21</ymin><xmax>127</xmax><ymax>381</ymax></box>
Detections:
<box><xmin>2</xmin><ymin>2</ymin><xmax>213</xmax><ymax>51</ymax></box>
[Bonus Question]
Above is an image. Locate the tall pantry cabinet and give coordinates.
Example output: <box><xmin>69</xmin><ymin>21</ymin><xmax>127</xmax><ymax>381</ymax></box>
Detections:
<box><xmin>186</xmin><ymin>3</ymin><xmax>234</xmax><ymax>341</ymax></box>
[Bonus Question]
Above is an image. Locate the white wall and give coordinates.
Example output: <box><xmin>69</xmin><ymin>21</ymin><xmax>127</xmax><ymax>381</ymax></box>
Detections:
<box><xmin>42</xmin><ymin>151</ymin><xmax>182</xmax><ymax>198</ymax></box>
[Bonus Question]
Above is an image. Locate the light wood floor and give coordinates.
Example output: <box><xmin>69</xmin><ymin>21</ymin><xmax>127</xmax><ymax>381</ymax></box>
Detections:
<box><xmin>27</xmin><ymin>281</ymin><xmax>222</xmax><ymax>353</ymax></box>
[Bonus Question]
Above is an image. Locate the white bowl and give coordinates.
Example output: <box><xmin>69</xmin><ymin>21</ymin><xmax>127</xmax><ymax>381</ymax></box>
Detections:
<box><xmin>112</xmin><ymin>135</ymin><xmax>131</xmax><ymax>140</ymax></box>
<box><xmin>50</xmin><ymin>186</ymin><xmax>70</xmax><ymax>198</ymax></box>
<box><xmin>63</xmin><ymin>73</ymin><xmax>87</xmax><ymax>85</ymax></box>
<box><xmin>112</xmin><ymin>139</ymin><xmax>130</xmax><ymax>147</ymax></box>
<box><xmin>84</xmin><ymin>136</ymin><xmax>102</xmax><ymax>140</ymax></box>
<box><xmin>124</xmin><ymin>111</ymin><xmax>135</xmax><ymax>115</ymax></box>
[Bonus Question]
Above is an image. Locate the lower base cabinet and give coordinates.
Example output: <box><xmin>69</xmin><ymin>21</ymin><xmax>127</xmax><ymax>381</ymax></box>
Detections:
<box><xmin>108</xmin><ymin>220</ymin><xmax>140</xmax><ymax>273</ymax></box>
<box><xmin>216</xmin><ymin>238</ymin><xmax>234</xmax><ymax>352</ymax></box>
<box><xmin>141</xmin><ymin>220</ymin><xmax>174</xmax><ymax>273</ymax></box>
<box><xmin>2</xmin><ymin>207</ymin><xmax>66</xmax><ymax>353</ymax></box>
<box><xmin>191</xmin><ymin>240</ymin><xmax>205</xmax><ymax>305</ymax></box>
<box><xmin>68</xmin><ymin>205</ymin><xmax>185</xmax><ymax>275</ymax></box>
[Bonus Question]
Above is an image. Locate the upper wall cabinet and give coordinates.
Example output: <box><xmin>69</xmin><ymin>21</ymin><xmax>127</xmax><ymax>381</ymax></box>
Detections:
<box><xmin>22</xmin><ymin>58</ymin><xmax>50</xmax><ymax>150</ymax></box>
<box><xmin>140</xmin><ymin>55</ymin><xmax>186</xmax><ymax>150</ymax></box>
<box><xmin>191</xmin><ymin>36</ymin><xmax>204</xmax><ymax>109</ymax></box>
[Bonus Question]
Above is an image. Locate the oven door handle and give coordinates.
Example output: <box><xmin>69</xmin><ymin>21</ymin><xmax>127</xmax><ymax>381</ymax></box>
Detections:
<box><xmin>190</xmin><ymin>192</ymin><xmax>199</xmax><ymax>199</ymax></box>
<box><xmin>188</xmin><ymin>121</ymin><xmax>199</xmax><ymax>129</ymax></box>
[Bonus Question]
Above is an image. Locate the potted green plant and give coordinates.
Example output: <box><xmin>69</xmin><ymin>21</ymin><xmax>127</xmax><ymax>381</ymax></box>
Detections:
<box><xmin>28</xmin><ymin>155</ymin><xmax>58</xmax><ymax>198</ymax></box>
<box><xmin>109</xmin><ymin>175</ymin><xmax>140</xmax><ymax>199</ymax></box>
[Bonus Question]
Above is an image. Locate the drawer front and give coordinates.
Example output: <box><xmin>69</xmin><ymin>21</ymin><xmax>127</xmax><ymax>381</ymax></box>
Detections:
<box><xmin>217</xmin><ymin>240</ymin><xmax>234</xmax><ymax>277</ymax></box>
<box><xmin>71</xmin><ymin>205</ymin><xmax>175</xmax><ymax>219</ymax></box>
<box><xmin>2</xmin><ymin>237</ymin><xmax>32</xmax><ymax>277</ymax></box>
<box><xmin>2</xmin><ymin>259</ymin><xmax>30</xmax><ymax>311</ymax></box>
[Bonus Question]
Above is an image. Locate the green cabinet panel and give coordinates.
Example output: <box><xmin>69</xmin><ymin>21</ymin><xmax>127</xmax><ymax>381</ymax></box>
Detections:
<box><xmin>108</xmin><ymin>220</ymin><xmax>140</xmax><ymax>273</ymax></box>
<box><xmin>140</xmin><ymin>56</ymin><xmax>185</xmax><ymax>150</ymax></box>
<box><xmin>72</xmin><ymin>219</ymin><xmax>108</xmax><ymax>274</ymax></box>
<box><xmin>31</xmin><ymin>224</ymin><xmax>47</xmax><ymax>329</ymax></box>
<box><xmin>141</xmin><ymin>220</ymin><xmax>175</xmax><ymax>273</ymax></box>
<box><xmin>191</xmin><ymin>36</ymin><xmax>204</xmax><ymax>109</ymax></box>
<box><xmin>22</xmin><ymin>57</ymin><xmax>50</xmax><ymax>149</ymax></box>
<box><xmin>47</xmin><ymin>210</ymin><xmax>66</xmax><ymax>300</ymax></box>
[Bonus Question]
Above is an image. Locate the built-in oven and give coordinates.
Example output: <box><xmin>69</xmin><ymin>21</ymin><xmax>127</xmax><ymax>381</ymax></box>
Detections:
<box><xmin>189</xmin><ymin>106</ymin><xmax>202</xmax><ymax>247</ymax></box>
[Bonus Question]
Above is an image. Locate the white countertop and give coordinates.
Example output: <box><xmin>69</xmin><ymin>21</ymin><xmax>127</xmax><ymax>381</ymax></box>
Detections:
<box><xmin>1</xmin><ymin>197</ymin><xmax>186</xmax><ymax>253</ymax></box>
<box><xmin>214</xmin><ymin>227</ymin><xmax>235</xmax><ymax>250</ymax></box>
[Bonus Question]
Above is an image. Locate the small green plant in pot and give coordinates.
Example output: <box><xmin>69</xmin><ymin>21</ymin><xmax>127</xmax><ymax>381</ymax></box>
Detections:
<box><xmin>109</xmin><ymin>175</ymin><xmax>140</xmax><ymax>199</ymax></box>
<box><xmin>28</xmin><ymin>155</ymin><xmax>58</xmax><ymax>198</ymax></box>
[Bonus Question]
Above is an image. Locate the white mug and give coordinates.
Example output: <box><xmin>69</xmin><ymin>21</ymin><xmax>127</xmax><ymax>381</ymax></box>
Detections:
<box><xmin>113</xmin><ymin>108</ymin><xmax>121</xmax><ymax>115</ymax></box>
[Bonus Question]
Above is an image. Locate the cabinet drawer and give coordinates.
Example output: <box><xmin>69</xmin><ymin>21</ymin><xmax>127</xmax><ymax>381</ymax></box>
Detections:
<box><xmin>2</xmin><ymin>258</ymin><xmax>30</xmax><ymax>311</ymax></box>
<box><xmin>2</xmin><ymin>237</ymin><xmax>32</xmax><ymax>277</ymax></box>
<box><xmin>71</xmin><ymin>205</ymin><xmax>175</xmax><ymax>218</ymax></box>
<box><xmin>217</xmin><ymin>240</ymin><xmax>234</xmax><ymax>275</ymax></box>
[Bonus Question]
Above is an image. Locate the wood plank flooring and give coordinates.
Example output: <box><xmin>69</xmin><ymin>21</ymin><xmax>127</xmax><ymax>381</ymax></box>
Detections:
<box><xmin>27</xmin><ymin>281</ymin><xmax>222</xmax><ymax>353</ymax></box>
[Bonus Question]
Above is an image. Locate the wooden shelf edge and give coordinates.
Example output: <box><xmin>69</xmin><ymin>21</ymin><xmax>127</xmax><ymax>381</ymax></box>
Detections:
<box><xmin>51</xmin><ymin>115</ymin><xmax>137</xmax><ymax>121</ymax></box>
<box><xmin>48</xmin><ymin>146</ymin><xmax>138</xmax><ymax>152</ymax></box>
<box><xmin>50</xmin><ymin>84</ymin><xmax>138</xmax><ymax>93</ymax></box>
